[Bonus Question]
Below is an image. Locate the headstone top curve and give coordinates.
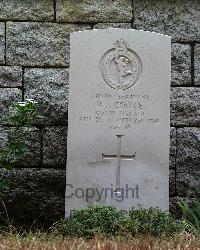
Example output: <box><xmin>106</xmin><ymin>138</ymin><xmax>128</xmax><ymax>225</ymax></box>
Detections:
<box><xmin>70</xmin><ymin>28</ymin><xmax>171</xmax><ymax>40</ymax></box>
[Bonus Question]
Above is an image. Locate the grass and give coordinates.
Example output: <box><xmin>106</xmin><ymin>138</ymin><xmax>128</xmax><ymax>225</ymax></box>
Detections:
<box><xmin>0</xmin><ymin>205</ymin><xmax>199</xmax><ymax>248</ymax></box>
<box><xmin>0</xmin><ymin>205</ymin><xmax>199</xmax><ymax>249</ymax></box>
<box><xmin>0</xmin><ymin>231</ymin><xmax>199</xmax><ymax>249</ymax></box>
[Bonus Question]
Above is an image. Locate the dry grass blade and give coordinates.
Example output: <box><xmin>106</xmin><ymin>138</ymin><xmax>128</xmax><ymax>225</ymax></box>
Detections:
<box><xmin>0</xmin><ymin>232</ymin><xmax>199</xmax><ymax>250</ymax></box>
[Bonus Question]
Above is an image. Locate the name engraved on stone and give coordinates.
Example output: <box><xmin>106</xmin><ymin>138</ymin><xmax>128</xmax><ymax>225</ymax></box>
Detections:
<box><xmin>100</xmin><ymin>39</ymin><xmax>142</xmax><ymax>91</ymax></box>
<box><xmin>79</xmin><ymin>91</ymin><xmax>160</xmax><ymax>130</ymax></box>
<box><xmin>102</xmin><ymin>135</ymin><xmax>136</xmax><ymax>192</ymax></box>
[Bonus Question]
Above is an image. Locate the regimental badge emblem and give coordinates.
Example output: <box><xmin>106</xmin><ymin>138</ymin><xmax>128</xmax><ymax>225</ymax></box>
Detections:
<box><xmin>100</xmin><ymin>39</ymin><xmax>142</xmax><ymax>91</ymax></box>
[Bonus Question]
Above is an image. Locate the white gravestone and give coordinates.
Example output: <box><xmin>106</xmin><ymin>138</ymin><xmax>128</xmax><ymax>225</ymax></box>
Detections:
<box><xmin>65</xmin><ymin>29</ymin><xmax>171</xmax><ymax>216</ymax></box>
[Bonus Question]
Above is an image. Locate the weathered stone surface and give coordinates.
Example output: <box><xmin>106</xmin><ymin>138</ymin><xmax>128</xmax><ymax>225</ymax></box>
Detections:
<box><xmin>0</xmin><ymin>66</ymin><xmax>22</xmax><ymax>87</ymax></box>
<box><xmin>0</xmin><ymin>0</ymin><xmax>54</xmax><ymax>21</ymax></box>
<box><xmin>43</xmin><ymin>127</ymin><xmax>67</xmax><ymax>167</ymax></box>
<box><xmin>0</xmin><ymin>169</ymin><xmax>65</xmax><ymax>227</ymax></box>
<box><xmin>56</xmin><ymin>0</ymin><xmax>132</xmax><ymax>23</ymax></box>
<box><xmin>170</xmin><ymin>127</ymin><xmax>176</xmax><ymax>169</ymax></box>
<box><xmin>6</xmin><ymin>22</ymin><xmax>90</xmax><ymax>66</ymax></box>
<box><xmin>19</xmin><ymin>128</ymin><xmax>41</xmax><ymax>166</ymax></box>
<box><xmin>176</xmin><ymin>128</ymin><xmax>200</xmax><ymax>197</ymax></box>
<box><xmin>177</xmin><ymin>171</ymin><xmax>200</xmax><ymax>197</ymax></box>
<box><xmin>134</xmin><ymin>0</ymin><xmax>200</xmax><ymax>41</ymax></box>
<box><xmin>0</xmin><ymin>127</ymin><xmax>8</xmax><ymax>149</ymax></box>
<box><xmin>0</xmin><ymin>88</ymin><xmax>21</xmax><ymax>122</ymax></box>
<box><xmin>194</xmin><ymin>44</ymin><xmax>200</xmax><ymax>85</ymax></box>
<box><xmin>0</xmin><ymin>127</ymin><xmax>41</xmax><ymax>167</ymax></box>
<box><xmin>169</xmin><ymin>170</ymin><xmax>176</xmax><ymax>197</ymax></box>
<box><xmin>21</xmin><ymin>128</ymin><xmax>41</xmax><ymax>166</ymax></box>
<box><xmin>93</xmin><ymin>23</ymin><xmax>132</xmax><ymax>29</ymax></box>
<box><xmin>177</xmin><ymin>128</ymin><xmax>200</xmax><ymax>171</ymax></box>
<box><xmin>169</xmin><ymin>197</ymin><xmax>187</xmax><ymax>217</ymax></box>
<box><xmin>169</xmin><ymin>124</ymin><xmax>177</xmax><ymax>207</ymax></box>
<box><xmin>0</xmin><ymin>23</ymin><xmax>5</xmax><ymax>64</ymax></box>
<box><xmin>171</xmin><ymin>44</ymin><xmax>191</xmax><ymax>86</ymax></box>
<box><xmin>170</xmin><ymin>88</ymin><xmax>200</xmax><ymax>126</ymax></box>
<box><xmin>24</xmin><ymin>68</ymin><xmax>68</xmax><ymax>125</ymax></box>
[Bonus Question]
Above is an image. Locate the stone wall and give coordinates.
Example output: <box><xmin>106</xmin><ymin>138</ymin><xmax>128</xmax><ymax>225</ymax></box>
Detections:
<box><xmin>0</xmin><ymin>0</ymin><xmax>199</xmax><ymax>226</ymax></box>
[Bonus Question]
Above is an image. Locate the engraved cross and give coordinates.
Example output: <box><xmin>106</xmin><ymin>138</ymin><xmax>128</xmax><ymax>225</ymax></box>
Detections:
<box><xmin>102</xmin><ymin>135</ymin><xmax>136</xmax><ymax>192</ymax></box>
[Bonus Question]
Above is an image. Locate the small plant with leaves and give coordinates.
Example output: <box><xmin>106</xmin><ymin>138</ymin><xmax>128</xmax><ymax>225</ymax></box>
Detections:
<box><xmin>55</xmin><ymin>206</ymin><xmax>126</xmax><ymax>238</ymax></box>
<box><xmin>0</xmin><ymin>99</ymin><xmax>44</xmax><ymax>225</ymax></box>
<box><xmin>0</xmin><ymin>99</ymin><xmax>44</xmax><ymax>170</ymax></box>
<box><xmin>124</xmin><ymin>207</ymin><xmax>183</xmax><ymax>237</ymax></box>
<box><xmin>54</xmin><ymin>206</ymin><xmax>183</xmax><ymax>238</ymax></box>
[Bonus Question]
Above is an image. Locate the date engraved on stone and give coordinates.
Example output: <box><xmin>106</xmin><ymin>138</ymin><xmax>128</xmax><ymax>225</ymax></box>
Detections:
<box><xmin>100</xmin><ymin>39</ymin><xmax>142</xmax><ymax>91</ymax></box>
